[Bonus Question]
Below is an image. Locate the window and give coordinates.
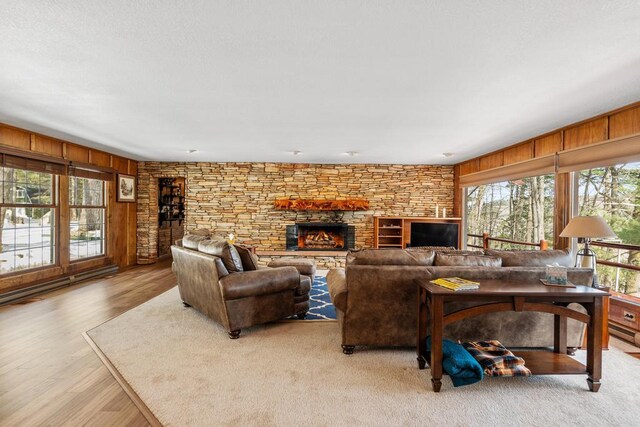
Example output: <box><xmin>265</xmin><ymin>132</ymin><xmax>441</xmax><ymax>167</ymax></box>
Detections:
<box><xmin>576</xmin><ymin>162</ymin><xmax>640</xmax><ymax>297</ymax></box>
<box><xmin>69</xmin><ymin>176</ymin><xmax>106</xmax><ymax>260</ymax></box>
<box><xmin>465</xmin><ymin>174</ymin><xmax>555</xmax><ymax>249</ymax></box>
<box><xmin>0</xmin><ymin>167</ymin><xmax>56</xmax><ymax>273</ymax></box>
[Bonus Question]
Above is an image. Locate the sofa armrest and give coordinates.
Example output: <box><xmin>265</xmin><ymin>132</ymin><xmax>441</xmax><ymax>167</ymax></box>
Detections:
<box><xmin>219</xmin><ymin>266</ymin><xmax>299</xmax><ymax>300</ymax></box>
<box><xmin>327</xmin><ymin>268</ymin><xmax>348</xmax><ymax>312</ymax></box>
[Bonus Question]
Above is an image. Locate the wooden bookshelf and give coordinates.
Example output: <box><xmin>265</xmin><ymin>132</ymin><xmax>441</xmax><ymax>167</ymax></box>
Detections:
<box><xmin>373</xmin><ymin>216</ymin><xmax>463</xmax><ymax>249</ymax></box>
<box><xmin>374</xmin><ymin>217</ymin><xmax>404</xmax><ymax>248</ymax></box>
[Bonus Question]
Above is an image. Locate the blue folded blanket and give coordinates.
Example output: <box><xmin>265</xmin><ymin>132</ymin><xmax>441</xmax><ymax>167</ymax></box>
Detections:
<box><xmin>426</xmin><ymin>337</ymin><xmax>484</xmax><ymax>387</ymax></box>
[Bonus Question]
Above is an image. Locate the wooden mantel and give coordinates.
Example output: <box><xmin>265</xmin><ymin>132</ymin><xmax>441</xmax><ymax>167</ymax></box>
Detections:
<box><xmin>274</xmin><ymin>198</ymin><xmax>369</xmax><ymax>211</ymax></box>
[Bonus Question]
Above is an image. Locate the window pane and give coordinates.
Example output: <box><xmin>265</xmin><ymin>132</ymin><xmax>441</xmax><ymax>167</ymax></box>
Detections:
<box><xmin>577</xmin><ymin>162</ymin><xmax>640</xmax><ymax>297</ymax></box>
<box><xmin>70</xmin><ymin>177</ymin><xmax>104</xmax><ymax>206</ymax></box>
<box><xmin>69</xmin><ymin>205</ymin><xmax>106</xmax><ymax>260</ymax></box>
<box><xmin>0</xmin><ymin>206</ymin><xmax>56</xmax><ymax>274</ymax></box>
<box><xmin>465</xmin><ymin>174</ymin><xmax>555</xmax><ymax>250</ymax></box>
<box><xmin>0</xmin><ymin>167</ymin><xmax>53</xmax><ymax>206</ymax></box>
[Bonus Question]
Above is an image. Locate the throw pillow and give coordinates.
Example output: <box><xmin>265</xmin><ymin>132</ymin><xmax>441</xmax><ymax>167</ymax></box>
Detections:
<box><xmin>234</xmin><ymin>245</ymin><xmax>260</xmax><ymax>271</ymax></box>
<box><xmin>198</xmin><ymin>240</ymin><xmax>244</xmax><ymax>273</ymax></box>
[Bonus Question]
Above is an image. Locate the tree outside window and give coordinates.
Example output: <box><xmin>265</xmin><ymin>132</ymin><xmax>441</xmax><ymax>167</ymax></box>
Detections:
<box><xmin>577</xmin><ymin>162</ymin><xmax>640</xmax><ymax>296</ymax></box>
<box><xmin>69</xmin><ymin>177</ymin><xmax>106</xmax><ymax>260</ymax></box>
<box><xmin>465</xmin><ymin>174</ymin><xmax>555</xmax><ymax>249</ymax></box>
<box><xmin>0</xmin><ymin>167</ymin><xmax>56</xmax><ymax>273</ymax></box>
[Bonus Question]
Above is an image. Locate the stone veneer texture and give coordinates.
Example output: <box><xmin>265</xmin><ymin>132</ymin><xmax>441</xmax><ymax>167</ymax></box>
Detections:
<box><xmin>137</xmin><ymin>162</ymin><xmax>454</xmax><ymax>264</ymax></box>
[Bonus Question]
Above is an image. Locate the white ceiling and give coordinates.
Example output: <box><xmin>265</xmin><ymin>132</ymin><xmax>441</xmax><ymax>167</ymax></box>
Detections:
<box><xmin>1</xmin><ymin>1</ymin><xmax>640</xmax><ymax>164</ymax></box>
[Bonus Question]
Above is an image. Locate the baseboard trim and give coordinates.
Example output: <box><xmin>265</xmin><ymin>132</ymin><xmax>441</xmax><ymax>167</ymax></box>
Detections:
<box><xmin>83</xmin><ymin>332</ymin><xmax>162</xmax><ymax>427</ymax></box>
<box><xmin>0</xmin><ymin>265</ymin><xmax>119</xmax><ymax>305</ymax></box>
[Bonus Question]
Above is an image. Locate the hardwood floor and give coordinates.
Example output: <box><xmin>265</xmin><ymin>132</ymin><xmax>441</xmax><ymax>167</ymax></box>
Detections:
<box><xmin>0</xmin><ymin>260</ymin><xmax>176</xmax><ymax>426</ymax></box>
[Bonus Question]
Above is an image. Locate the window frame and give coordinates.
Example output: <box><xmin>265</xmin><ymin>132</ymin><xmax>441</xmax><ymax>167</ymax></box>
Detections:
<box><xmin>68</xmin><ymin>176</ymin><xmax>108</xmax><ymax>263</ymax></box>
<box><xmin>0</xmin><ymin>169</ymin><xmax>59</xmax><ymax>276</ymax></box>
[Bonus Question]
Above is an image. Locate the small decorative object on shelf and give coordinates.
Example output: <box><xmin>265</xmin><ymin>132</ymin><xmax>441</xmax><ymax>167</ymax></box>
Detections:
<box><xmin>227</xmin><ymin>233</ymin><xmax>235</xmax><ymax>244</ymax></box>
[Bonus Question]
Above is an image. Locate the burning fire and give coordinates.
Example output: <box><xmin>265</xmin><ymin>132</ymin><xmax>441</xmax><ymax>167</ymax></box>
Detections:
<box><xmin>298</xmin><ymin>230</ymin><xmax>345</xmax><ymax>249</ymax></box>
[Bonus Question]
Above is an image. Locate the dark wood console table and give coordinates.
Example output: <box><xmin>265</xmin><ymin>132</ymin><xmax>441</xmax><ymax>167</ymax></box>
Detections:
<box><xmin>416</xmin><ymin>279</ymin><xmax>609</xmax><ymax>392</ymax></box>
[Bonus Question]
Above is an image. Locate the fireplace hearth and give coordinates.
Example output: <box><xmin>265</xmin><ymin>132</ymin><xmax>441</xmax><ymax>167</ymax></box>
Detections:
<box><xmin>286</xmin><ymin>222</ymin><xmax>355</xmax><ymax>251</ymax></box>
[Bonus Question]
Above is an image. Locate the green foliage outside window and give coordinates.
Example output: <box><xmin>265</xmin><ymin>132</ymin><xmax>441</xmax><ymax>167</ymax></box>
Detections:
<box><xmin>465</xmin><ymin>174</ymin><xmax>555</xmax><ymax>250</ymax></box>
<box><xmin>578</xmin><ymin>163</ymin><xmax>640</xmax><ymax>296</ymax></box>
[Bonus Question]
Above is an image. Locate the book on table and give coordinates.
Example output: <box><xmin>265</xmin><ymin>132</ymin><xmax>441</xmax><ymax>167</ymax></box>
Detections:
<box><xmin>430</xmin><ymin>277</ymin><xmax>480</xmax><ymax>291</ymax></box>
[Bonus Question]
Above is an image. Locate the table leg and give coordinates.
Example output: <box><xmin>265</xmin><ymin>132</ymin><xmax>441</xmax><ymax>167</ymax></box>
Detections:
<box><xmin>553</xmin><ymin>311</ymin><xmax>567</xmax><ymax>354</ymax></box>
<box><xmin>417</xmin><ymin>287</ymin><xmax>429</xmax><ymax>369</ymax></box>
<box><xmin>430</xmin><ymin>295</ymin><xmax>444</xmax><ymax>392</ymax></box>
<box><xmin>586</xmin><ymin>297</ymin><xmax>603</xmax><ymax>392</ymax></box>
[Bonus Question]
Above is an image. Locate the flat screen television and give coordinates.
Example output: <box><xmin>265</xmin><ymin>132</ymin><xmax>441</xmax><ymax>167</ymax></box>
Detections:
<box><xmin>409</xmin><ymin>222</ymin><xmax>459</xmax><ymax>248</ymax></box>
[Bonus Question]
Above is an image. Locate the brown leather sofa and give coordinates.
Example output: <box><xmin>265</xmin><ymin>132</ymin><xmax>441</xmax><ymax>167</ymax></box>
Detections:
<box><xmin>327</xmin><ymin>248</ymin><xmax>594</xmax><ymax>354</ymax></box>
<box><xmin>172</xmin><ymin>235</ymin><xmax>310</xmax><ymax>338</ymax></box>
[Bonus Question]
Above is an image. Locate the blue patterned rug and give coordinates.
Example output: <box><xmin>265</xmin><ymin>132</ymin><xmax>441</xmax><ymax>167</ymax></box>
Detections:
<box><xmin>307</xmin><ymin>276</ymin><xmax>336</xmax><ymax>320</ymax></box>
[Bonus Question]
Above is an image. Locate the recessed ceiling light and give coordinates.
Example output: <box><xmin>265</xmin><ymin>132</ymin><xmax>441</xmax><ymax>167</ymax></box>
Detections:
<box><xmin>345</xmin><ymin>151</ymin><xmax>359</xmax><ymax>156</ymax></box>
<box><xmin>186</xmin><ymin>149</ymin><xmax>198</xmax><ymax>154</ymax></box>
<box><xmin>292</xmin><ymin>150</ymin><xmax>302</xmax><ymax>155</ymax></box>
<box><xmin>442</xmin><ymin>152</ymin><xmax>454</xmax><ymax>158</ymax></box>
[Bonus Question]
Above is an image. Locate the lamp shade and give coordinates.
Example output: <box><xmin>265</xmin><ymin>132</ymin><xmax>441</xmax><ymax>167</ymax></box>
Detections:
<box><xmin>559</xmin><ymin>216</ymin><xmax>617</xmax><ymax>239</ymax></box>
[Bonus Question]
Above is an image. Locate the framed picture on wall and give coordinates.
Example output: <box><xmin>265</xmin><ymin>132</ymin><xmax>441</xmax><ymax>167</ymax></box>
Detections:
<box><xmin>117</xmin><ymin>174</ymin><xmax>136</xmax><ymax>202</ymax></box>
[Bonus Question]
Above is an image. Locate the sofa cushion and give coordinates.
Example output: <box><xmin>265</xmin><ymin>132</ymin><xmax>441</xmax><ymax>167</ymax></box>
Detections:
<box><xmin>188</xmin><ymin>228</ymin><xmax>213</xmax><ymax>237</ymax></box>
<box><xmin>219</xmin><ymin>266</ymin><xmax>299</xmax><ymax>299</ymax></box>
<box><xmin>198</xmin><ymin>240</ymin><xmax>244</xmax><ymax>273</ymax></box>
<box><xmin>182</xmin><ymin>234</ymin><xmax>210</xmax><ymax>250</ymax></box>
<box><xmin>485</xmin><ymin>249</ymin><xmax>573</xmax><ymax>267</ymax></box>
<box><xmin>434</xmin><ymin>253</ymin><xmax>502</xmax><ymax>267</ymax></box>
<box><xmin>234</xmin><ymin>245</ymin><xmax>260</xmax><ymax>271</ymax></box>
<box><xmin>268</xmin><ymin>258</ymin><xmax>317</xmax><ymax>277</ymax></box>
<box><xmin>347</xmin><ymin>249</ymin><xmax>435</xmax><ymax>266</ymax></box>
<box><xmin>296</xmin><ymin>275</ymin><xmax>312</xmax><ymax>296</ymax></box>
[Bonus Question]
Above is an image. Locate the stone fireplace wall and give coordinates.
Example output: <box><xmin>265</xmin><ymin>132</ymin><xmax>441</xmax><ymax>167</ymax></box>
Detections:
<box><xmin>137</xmin><ymin>162</ymin><xmax>454</xmax><ymax>264</ymax></box>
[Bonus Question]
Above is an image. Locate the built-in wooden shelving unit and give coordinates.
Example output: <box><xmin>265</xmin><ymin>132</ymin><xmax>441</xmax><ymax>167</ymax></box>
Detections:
<box><xmin>375</xmin><ymin>217</ymin><xmax>404</xmax><ymax>248</ymax></box>
<box><xmin>373</xmin><ymin>216</ymin><xmax>463</xmax><ymax>249</ymax></box>
<box><xmin>158</xmin><ymin>178</ymin><xmax>185</xmax><ymax>225</ymax></box>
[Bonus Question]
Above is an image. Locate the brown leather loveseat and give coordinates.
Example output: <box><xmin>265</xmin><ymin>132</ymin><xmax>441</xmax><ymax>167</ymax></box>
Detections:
<box><xmin>172</xmin><ymin>235</ymin><xmax>310</xmax><ymax>338</ymax></box>
<box><xmin>327</xmin><ymin>248</ymin><xmax>594</xmax><ymax>354</ymax></box>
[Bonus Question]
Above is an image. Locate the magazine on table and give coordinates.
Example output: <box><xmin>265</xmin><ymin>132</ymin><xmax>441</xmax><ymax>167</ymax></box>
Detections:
<box><xmin>430</xmin><ymin>277</ymin><xmax>480</xmax><ymax>291</ymax></box>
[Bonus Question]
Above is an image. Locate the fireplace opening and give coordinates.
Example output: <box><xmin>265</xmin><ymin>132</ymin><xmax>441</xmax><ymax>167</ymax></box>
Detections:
<box><xmin>286</xmin><ymin>222</ymin><xmax>355</xmax><ymax>251</ymax></box>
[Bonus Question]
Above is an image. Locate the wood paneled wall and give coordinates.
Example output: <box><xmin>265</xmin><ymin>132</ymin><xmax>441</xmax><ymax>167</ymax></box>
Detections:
<box><xmin>0</xmin><ymin>123</ymin><xmax>138</xmax><ymax>293</ymax></box>
<box><xmin>457</xmin><ymin>102</ymin><xmax>640</xmax><ymax>177</ymax></box>
<box><xmin>454</xmin><ymin>101</ymin><xmax>640</xmax><ymax>248</ymax></box>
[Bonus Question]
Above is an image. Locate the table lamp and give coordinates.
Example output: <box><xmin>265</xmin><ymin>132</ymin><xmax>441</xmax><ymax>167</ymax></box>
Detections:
<box><xmin>559</xmin><ymin>216</ymin><xmax>616</xmax><ymax>279</ymax></box>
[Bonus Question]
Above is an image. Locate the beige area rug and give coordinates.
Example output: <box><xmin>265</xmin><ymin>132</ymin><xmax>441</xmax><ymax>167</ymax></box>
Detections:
<box><xmin>87</xmin><ymin>288</ymin><xmax>640</xmax><ymax>426</ymax></box>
